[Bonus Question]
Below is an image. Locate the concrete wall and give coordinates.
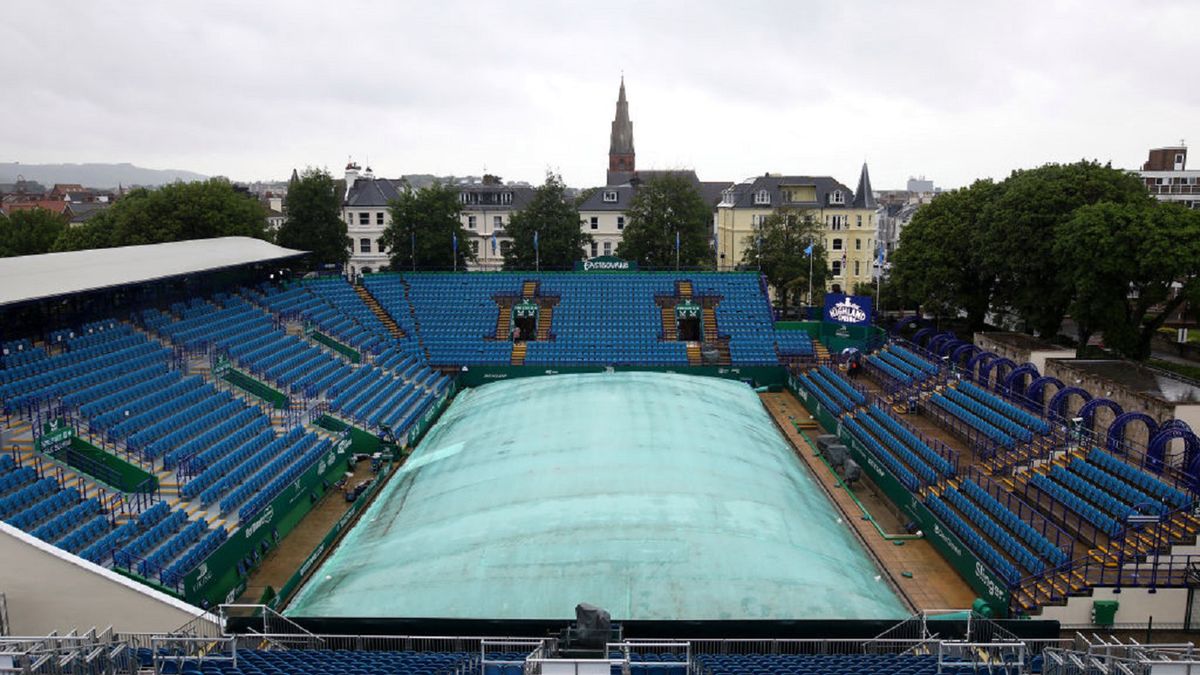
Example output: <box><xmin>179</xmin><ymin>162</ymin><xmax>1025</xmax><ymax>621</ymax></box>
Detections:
<box><xmin>0</xmin><ymin>522</ymin><xmax>215</xmax><ymax>635</ymax></box>
<box><xmin>972</xmin><ymin>333</ymin><xmax>1073</xmax><ymax>374</ymax></box>
<box><xmin>1028</xmin><ymin>349</ymin><xmax>1076</xmax><ymax>375</ymax></box>
<box><xmin>1044</xmin><ymin>360</ymin><xmax>1175</xmax><ymax>451</ymax></box>
<box><xmin>1038</xmin><ymin>586</ymin><xmax>1189</xmax><ymax>628</ymax></box>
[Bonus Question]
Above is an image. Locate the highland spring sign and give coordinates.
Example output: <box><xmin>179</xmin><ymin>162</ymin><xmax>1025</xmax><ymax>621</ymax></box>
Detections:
<box><xmin>823</xmin><ymin>293</ymin><xmax>873</xmax><ymax>326</ymax></box>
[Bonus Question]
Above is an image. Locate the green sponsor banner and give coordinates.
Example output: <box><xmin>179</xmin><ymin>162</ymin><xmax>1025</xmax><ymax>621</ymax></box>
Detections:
<box><xmin>182</xmin><ymin>435</ymin><xmax>354</xmax><ymax>607</ymax></box>
<box><xmin>311</xmin><ymin>330</ymin><xmax>362</xmax><ymax>364</ymax></box>
<box><xmin>314</xmin><ymin>415</ymin><xmax>386</xmax><ymax>457</ymax></box>
<box><xmin>457</xmin><ymin>365</ymin><xmax>787</xmax><ymax>389</ymax></box>
<box><xmin>512</xmin><ymin>300</ymin><xmax>539</xmax><ymax>319</ymax></box>
<box><xmin>59</xmin><ymin>437</ymin><xmax>157</xmax><ymax>493</ymax></box>
<box><xmin>213</xmin><ymin>353</ymin><xmax>232</xmax><ymax>379</ymax></box>
<box><xmin>404</xmin><ymin>382</ymin><xmax>457</xmax><ymax>449</ymax></box>
<box><xmin>36</xmin><ymin>418</ymin><xmax>74</xmax><ymax>455</ymax></box>
<box><xmin>675</xmin><ymin>300</ymin><xmax>701</xmax><ymax>319</ymax></box>
<box><xmin>574</xmin><ymin>255</ymin><xmax>638</xmax><ymax>272</ymax></box>
<box><xmin>786</xmin><ymin>376</ymin><xmax>1011</xmax><ymax>615</ymax></box>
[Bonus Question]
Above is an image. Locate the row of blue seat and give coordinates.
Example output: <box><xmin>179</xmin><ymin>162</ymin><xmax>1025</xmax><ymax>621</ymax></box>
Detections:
<box><xmin>943</xmin><ymin>486</ymin><xmax>1043</xmax><ymax>576</ymax></box>
<box><xmin>1030</xmin><ymin>472</ymin><xmax>1122</xmax><ymax>537</ymax></box>
<box><xmin>843</xmin><ymin>416</ymin><xmax>920</xmax><ymax>491</ymax></box>
<box><xmin>944</xmin><ymin>388</ymin><xmax>1032</xmax><ymax>444</ymax></box>
<box><xmin>877</xmin><ymin>350</ymin><xmax>931</xmax><ymax>382</ymax></box>
<box><xmin>958</xmin><ymin>381</ymin><xmax>1051</xmax><ymax>435</ymax></box>
<box><xmin>961</xmin><ymin>479</ymin><xmax>1067</xmax><ymax>567</ymax></box>
<box><xmin>926</xmin><ymin>492</ymin><xmax>1020</xmax><ymax>585</ymax></box>
<box><xmin>866</xmin><ymin>355</ymin><xmax>913</xmax><ymax>387</ymax></box>
<box><xmin>929</xmin><ymin>393</ymin><xmax>1015</xmax><ymax>448</ymax></box>
<box><xmin>816</xmin><ymin>365</ymin><xmax>866</xmax><ymax>406</ymax></box>
<box><xmin>889</xmin><ymin>345</ymin><xmax>940</xmax><ymax>376</ymax></box>
<box><xmin>1088</xmin><ymin>447</ymin><xmax>1191</xmax><ymax>509</ymax></box>
<box><xmin>865</xmin><ymin>405</ymin><xmax>954</xmax><ymax>478</ymax></box>
<box><xmin>1069</xmin><ymin>457</ymin><xmax>1165</xmax><ymax>516</ymax></box>
<box><xmin>856</xmin><ymin>412</ymin><xmax>939</xmax><ymax>485</ymax></box>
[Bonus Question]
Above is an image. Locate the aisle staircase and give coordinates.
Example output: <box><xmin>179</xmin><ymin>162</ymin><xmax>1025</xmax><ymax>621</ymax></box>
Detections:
<box><xmin>494</xmin><ymin>301</ymin><xmax>512</xmax><ymax>340</ymax></box>
<box><xmin>354</xmin><ymin>285</ymin><xmax>405</xmax><ymax>338</ymax></box>
<box><xmin>511</xmin><ymin>342</ymin><xmax>527</xmax><ymax>366</ymax></box>
<box><xmin>814</xmin><ymin>340</ymin><xmax>831</xmax><ymax>362</ymax></box>
<box><xmin>660</xmin><ymin>305</ymin><xmax>677</xmax><ymax>340</ymax></box>
<box><xmin>701</xmin><ymin>306</ymin><xmax>718</xmax><ymax>342</ymax></box>
<box><xmin>536</xmin><ymin>305</ymin><xmax>554</xmax><ymax>341</ymax></box>
<box><xmin>678</xmin><ymin>280</ymin><xmax>693</xmax><ymax>299</ymax></box>
<box><xmin>686</xmin><ymin>342</ymin><xmax>702</xmax><ymax>366</ymax></box>
<box><xmin>521</xmin><ymin>280</ymin><xmax>539</xmax><ymax>298</ymax></box>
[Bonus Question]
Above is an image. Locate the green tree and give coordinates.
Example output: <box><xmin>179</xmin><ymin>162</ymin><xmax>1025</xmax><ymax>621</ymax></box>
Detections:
<box><xmin>889</xmin><ymin>180</ymin><xmax>1001</xmax><ymax>329</ymax></box>
<box><xmin>0</xmin><ymin>208</ymin><xmax>68</xmax><ymax>257</ymax></box>
<box><xmin>981</xmin><ymin>161</ymin><xmax>1152</xmax><ymax>336</ymax></box>
<box><xmin>741</xmin><ymin>208</ymin><xmax>827</xmax><ymax>313</ymax></box>
<box><xmin>503</xmin><ymin>173</ymin><xmax>591</xmax><ymax>270</ymax></box>
<box><xmin>1056</xmin><ymin>201</ymin><xmax>1200</xmax><ymax>359</ymax></box>
<box><xmin>54</xmin><ymin>178</ymin><xmax>268</xmax><ymax>251</ymax></box>
<box><xmin>379</xmin><ymin>182</ymin><xmax>473</xmax><ymax>271</ymax></box>
<box><xmin>276</xmin><ymin>168</ymin><xmax>350</xmax><ymax>269</ymax></box>
<box><xmin>617</xmin><ymin>175</ymin><xmax>713</xmax><ymax>268</ymax></box>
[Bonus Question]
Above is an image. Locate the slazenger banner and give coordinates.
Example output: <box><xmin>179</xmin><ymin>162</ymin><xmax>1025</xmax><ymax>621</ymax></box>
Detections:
<box><xmin>823</xmin><ymin>293</ymin><xmax>873</xmax><ymax>326</ymax></box>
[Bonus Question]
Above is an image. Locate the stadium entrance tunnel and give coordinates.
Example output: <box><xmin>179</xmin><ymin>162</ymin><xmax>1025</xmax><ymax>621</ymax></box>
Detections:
<box><xmin>677</xmin><ymin>315</ymin><xmax>701</xmax><ymax>341</ymax></box>
<box><xmin>513</xmin><ymin>315</ymin><xmax>537</xmax><ymax>341</ymax></box>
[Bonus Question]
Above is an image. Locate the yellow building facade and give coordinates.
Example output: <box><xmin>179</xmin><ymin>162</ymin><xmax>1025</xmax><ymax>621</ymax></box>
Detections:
<box><xmin>715</xmin><ymin>165</ymin><xmax>878</xmax><ymax>292</ymax></box>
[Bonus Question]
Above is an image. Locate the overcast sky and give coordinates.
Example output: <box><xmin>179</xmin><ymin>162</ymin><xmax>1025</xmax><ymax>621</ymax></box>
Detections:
<box><xmin>4</xmin><ymin>1</ymin><xmax>1196</xmax><ymax>190</ymax></box>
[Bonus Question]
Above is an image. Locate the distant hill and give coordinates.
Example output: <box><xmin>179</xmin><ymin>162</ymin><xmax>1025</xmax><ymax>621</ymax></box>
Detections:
<box><xmin>0</xmin><ymin>162</ymin><xmax>208</xmax><ymax>189</ymax></box>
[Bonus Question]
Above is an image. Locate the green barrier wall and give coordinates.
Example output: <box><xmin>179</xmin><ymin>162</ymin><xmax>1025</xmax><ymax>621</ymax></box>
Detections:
<box><xmin>58</xmin><ymin>438</ymin><xmax>158</xmax><ymax>493</ymax></box>
<box><xmin>775</xmin><ymin>321</ymin><xmax>887</xmax><ymax>354</ymax></box>
<box><xmin>786</xmin><ymin>374</ymin><xmax>1010</xmax><ymax>615</ymax></box>
<box><xmin>223</xmin><ymin>369</ymin><xmax>289</xmax><ymax>409</ymax></box>
<box><xmin>314</xmin><ymin>416</ymin><xmax>383</xmax><ymax>456</ymax></box>
<box><xmin>456</xmin><ymin>365</ymin><xmax>786</xmax><ymax>389</ymax></box>
<box><xmin>181</xmin><ymin>435</ymin><xmax>354</xmax><ymax>607</ymax></box>
<box><xmin>311</xmin><ymin>331</ymin><xmax>361</xmax><ymax>364</ymax></box>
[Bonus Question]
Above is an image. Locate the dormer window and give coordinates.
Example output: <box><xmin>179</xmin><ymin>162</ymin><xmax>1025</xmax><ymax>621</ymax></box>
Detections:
<box><xmin>830</xmin><ymin>190</ymin><xmax>845</xmax><ymax>205</ymax></box>
<box><xmin>501</xmin><ymin>192</ymin><xmax>513</xmax><ymax>205</ymax></box>
<box><xmin>602</xmin><ymin>190</ymin><xmax>618</xmax><ymax>203</ymax></box>
<box><xmin>753</xmin><ymin>189</ymin><xmax>771</xmax><ymax>206</ymax></box>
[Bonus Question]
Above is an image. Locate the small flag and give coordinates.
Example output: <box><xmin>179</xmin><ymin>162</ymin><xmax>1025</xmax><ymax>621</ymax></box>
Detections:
<box><xmin>452</xmin><ymin>232</ymin><xmax>458</xmax><ymax>253</ymax></box>
<box><xmin>533</xmin><ymin>230</ymin><xmax>539</xmax><ymax>251</ymax></box>
<box><xmin>491</xmin><ymin>233</ymin><xmax>497</xmax><ymax>255</ymax></box>
<box><xmin>804</xmin><ymin>243</ymin><xmax>814</xmax><ymax>256</ymax></box>
<box><xmin>675</xmin><ymin>230</ymin><xmax>680</xmax><ymax>253</ymax></box>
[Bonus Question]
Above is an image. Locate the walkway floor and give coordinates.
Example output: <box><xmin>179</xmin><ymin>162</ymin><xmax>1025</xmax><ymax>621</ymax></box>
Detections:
<box><xmin>761</xmin><ymin>391</ymin><xmax>978</xmax><ymax>612</ymax></box>
<box><xmin>236</xmin><ymin>460</ymin><xmax>378</xmax><ymax>604</ymax></box>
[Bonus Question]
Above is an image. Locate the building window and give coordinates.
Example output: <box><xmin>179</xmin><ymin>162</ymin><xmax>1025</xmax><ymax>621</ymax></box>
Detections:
<box><xmin>830</xmin><ymin>190</ymin><xmax>845</xmax><ymax>205</ymax></box>
<box><xmin>376</xmin><ymin>212</ymin><xmax>385</xmax><ymax>225</ymax></box>
<box><xmin>832</xmin><ymin>238</ymin><xmax>843</xmax><ymax>250</ymax></box>
<box><xmin>358</xmin><ymin>212</ymin><xmax>369</xmax><ymax>225</ymax></box>
<box><xmin>854</xmin><ymin>260</ymin><xmax>861</xmax><ymax>275</ymax></box>
<box><xmin>494</xmin><ymin>215</ymin><xmax>503</xmax><ymax>228</ymax></box>
<box><xmin>856</xmin><ymin>214</ymin><xmax>862</xmax><ymax>227</ymax></box>
<box><xmin>590</xmin><ymin>242</ymin><xmax>599</xmax><ymax>257</ymax></box>
<box><xmin>603</xmin><ymin>241</ymin><xmax>612</xmax><ymax>255</ymax></box>
<box><xmin>590</xmin><ymin>217</ymin><xmax>599</xmax><ymax>230</ymax></box>
<box><xmin>459</xmin><ymin>192</ymin><xmax>469</xmax><ymax>204</ymax></box>
<box><xmin>831</xmin><ymin>260</ymin><xmax>842</xmax><ymax>276</ymax></box>
<box><xmin>602</xmin><ymin>190</ymin><xmax>618</xmax><ymax>203</ymax></box>
<box><xmin>470</xmin><ymin>240</ymin><xmax>479</xmax><ymax>255</ymax></box>
<box><xmin>831</xmin><ymin>215</ymin><xmax>846</xmax><ymax>230</ymax></box>
<box><xmin>467</xmin><ymin>215</ymin><xmax>476</xmax><ymax>229</ymax></box>
<box><xmin>617</xmin><ymin>216</ymin><xmax>625</xmax><ymax>230</ymax></box>
<box><xmin>359</xmin><ymin>238</ymin><xmax>371</xmax><ymax>253</ymax></box>
<box><xmin>501</xmin><ymin>192</ymin><xmax>513</xmax><ymax>205</ymax></box>
<box><xmin>500</xmin><ymin>240</ymin><xmax>512</xmax><ymax>254</ymax></box>
<box><xmin>855</xmin><ymin>238</ymin><xmax>861</xmax><ymax>250</ymax></box>
<box><xmin>753</xmin><ymin>190</ymin><xmax>770</xmax><ymax>206</ymax></box>
<box><xmin>346</xmin><ymin>214</ymin><xmax>353</xmax><ymax>225</ymax></box>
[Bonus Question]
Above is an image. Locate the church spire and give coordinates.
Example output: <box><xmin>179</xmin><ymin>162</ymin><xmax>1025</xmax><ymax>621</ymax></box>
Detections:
<box><xmin>607</xmin><ymin>76</ymin><xmax>635</xmax><ymax>185</ymax></box>
<box><xmin>851</xmin><ymin>162</ymin><xmax>876</xmax><ymax>209</ymax></box>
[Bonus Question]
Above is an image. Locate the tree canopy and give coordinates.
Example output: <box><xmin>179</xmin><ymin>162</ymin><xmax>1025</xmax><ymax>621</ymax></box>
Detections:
<box><xmin>888</xmin><ymin>160</ymin><xmax>1192</xmax><ymax>360</ymax></box>
<box><xmin>741</xmin><ymin>208</ymin><xmax>827</xmax><ymax>312</ymax></box>
<box><xmin>379</xmin><ymin>182</ymin><xmax>473</xmax><ymax>271</ymax></box>
<box><xmin>503</xmin><ymin>173</ymin><xmax>591</xmax><ymax>270</ymax></box>
<box><xmin>617</xmin><ymin>175</ymin><xmax>713</xmax><ymax>268</ymax></box>
<box><xmin>0</xmin><ymin>208</ymin><xmax>69</xmax><ymax>257</ymax></box>
<box><xmin>276</xmin><ymin>168</ymin><xmax>350</xmax><ymax>269</ymax></box>
<box><xmin>54</xmin><ymin>178</ymin><xmax>268</xmax><ymax>252</ymax></box>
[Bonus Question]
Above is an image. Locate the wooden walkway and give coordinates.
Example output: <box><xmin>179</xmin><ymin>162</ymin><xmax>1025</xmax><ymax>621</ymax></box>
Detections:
<box><xmin>761</xmin><ymin>391</ymin><xmax>978</xmax><ymax>612</ymax></box>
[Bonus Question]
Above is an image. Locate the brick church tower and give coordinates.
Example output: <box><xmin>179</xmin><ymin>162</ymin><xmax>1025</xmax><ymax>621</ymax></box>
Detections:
<box><xmin>607</xmin><ymin>77</ymin><xmax>635</xmax><ymax>185</ymax></box>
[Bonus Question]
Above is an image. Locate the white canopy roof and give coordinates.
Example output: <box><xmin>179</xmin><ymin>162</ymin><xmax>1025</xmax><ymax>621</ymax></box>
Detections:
<box><xmin>0</xmin><ymin>237</ymin><xmax>307</xmax><ymax>307</ymax></box>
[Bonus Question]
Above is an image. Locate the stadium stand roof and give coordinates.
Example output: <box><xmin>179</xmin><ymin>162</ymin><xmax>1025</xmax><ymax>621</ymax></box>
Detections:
<box><xmin>0</xmin><ymin>237</ymin><xmax>307</xmax><ymax>307</ymax></box>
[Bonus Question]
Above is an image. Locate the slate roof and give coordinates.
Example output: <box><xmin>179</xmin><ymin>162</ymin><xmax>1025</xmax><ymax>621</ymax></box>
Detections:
<box><xmin>721</xmin><ymin>175</ymin><xmax>857</xmax><ymax>210</ymax></box>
